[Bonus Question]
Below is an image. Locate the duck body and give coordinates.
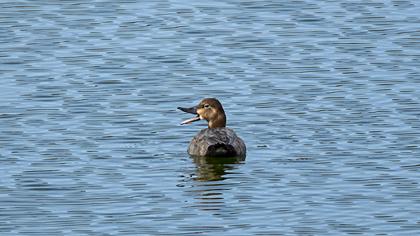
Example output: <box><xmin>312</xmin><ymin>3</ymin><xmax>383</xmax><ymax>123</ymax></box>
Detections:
<box><xmin>178</xmin><ymin>98</ymin><xmax>246</xmax><ymax>158</ymax></box>
<box><xmin>188</xmin><ymin>127</ymin><xmax>246</xmax><ymax>157</ymax></box>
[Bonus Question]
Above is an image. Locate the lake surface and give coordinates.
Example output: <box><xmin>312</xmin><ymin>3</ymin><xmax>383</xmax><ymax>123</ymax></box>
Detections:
<box><xmin>1</xmin><ymin>0</ymin><xmax>419</xmax><ymax>235</ymax></box>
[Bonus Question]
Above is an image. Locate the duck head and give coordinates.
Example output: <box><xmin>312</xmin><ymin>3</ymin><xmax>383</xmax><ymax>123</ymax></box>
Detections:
<box><xmin>178</xmin><ymin>98</ymin><xmax>227</xmax><ymax>128</ymax></box>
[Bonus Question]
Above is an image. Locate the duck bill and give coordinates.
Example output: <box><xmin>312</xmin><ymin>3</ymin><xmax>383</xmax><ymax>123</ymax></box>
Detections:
<box><xmin>178</xmin><ymin>105</ymin><xmax>198</xmax><ymax>115</ymax></box>
<box><xmin>178</xmin><ymin>105</ymin><xmax>201</xmax><ymax>125</ymax></box>
<box><xmin>180</xmin><ymin>116</ymin><xmax>201</xmax><ymax>125</ymax></box>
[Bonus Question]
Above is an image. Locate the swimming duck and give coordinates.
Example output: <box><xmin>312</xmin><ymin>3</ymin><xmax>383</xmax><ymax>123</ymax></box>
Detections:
<box><xmin>178</xmin><ymin>98</ymin><xmax>246</xmax><ymax>158</ymax></box>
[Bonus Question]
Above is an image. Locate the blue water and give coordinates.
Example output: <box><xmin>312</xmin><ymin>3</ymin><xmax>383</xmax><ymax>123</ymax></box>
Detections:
<box><xmin>1</xmin><ymin>0</ymin><xmax>419</xmax><ymax>235</ymax></box>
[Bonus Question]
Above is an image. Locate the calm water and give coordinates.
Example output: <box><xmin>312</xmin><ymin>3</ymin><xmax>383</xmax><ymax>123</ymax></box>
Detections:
<box><xmin>1</xmin><ymin>0</ymin><xmax>419</xmax><ymax>235</ymax></box>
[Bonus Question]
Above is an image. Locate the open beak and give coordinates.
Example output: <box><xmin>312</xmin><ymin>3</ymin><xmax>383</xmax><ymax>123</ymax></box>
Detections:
<box><xmin>178</xmin><ymin>105</ymin><xmax>201</xmax><ymax>125</ymax></box>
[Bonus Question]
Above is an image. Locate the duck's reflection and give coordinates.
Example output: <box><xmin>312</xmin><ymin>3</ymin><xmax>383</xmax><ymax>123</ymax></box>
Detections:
<box><xmin>191</xmin><ymin>155</ymin><xmax>245</xmax><ymax>181</ymax></box>
<box><xmin>179</xmin><ymin>156</ymin><xmax>245</xmax><ymax>213</ymax></box>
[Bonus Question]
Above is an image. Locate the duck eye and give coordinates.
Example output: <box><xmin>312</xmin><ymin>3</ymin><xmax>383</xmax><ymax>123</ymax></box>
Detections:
<box><xmin>204</xmin><ymin>104</ymin><xmax>210</xmax><ymax>109</ymax></box>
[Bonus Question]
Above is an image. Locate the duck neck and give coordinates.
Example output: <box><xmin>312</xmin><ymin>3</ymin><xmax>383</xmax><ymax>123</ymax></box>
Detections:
<box><xmin>208</xmin><ymin>113</ymin><xmax>226</xmax><ymax>128</ymax></box>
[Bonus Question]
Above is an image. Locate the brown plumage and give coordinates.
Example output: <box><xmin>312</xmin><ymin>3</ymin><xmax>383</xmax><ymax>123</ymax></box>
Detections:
<box><xmin>178</xmin><ymin>98</ymin><xmax>246</xmax><ymax>157</ymax></box>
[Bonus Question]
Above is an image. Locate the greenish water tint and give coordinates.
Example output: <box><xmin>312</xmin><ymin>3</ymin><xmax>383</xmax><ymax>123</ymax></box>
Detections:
<box><xmin>1</xmin><ymin>0</ymin><xmax>419</xmax><ymax>235</ymax></box>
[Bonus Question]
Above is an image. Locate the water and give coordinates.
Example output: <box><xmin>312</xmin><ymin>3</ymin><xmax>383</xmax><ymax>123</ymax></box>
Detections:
<box><xmin>1</xmin><ymin>0</ymin><xmax>419</xmax><ymax>235</ymax></box>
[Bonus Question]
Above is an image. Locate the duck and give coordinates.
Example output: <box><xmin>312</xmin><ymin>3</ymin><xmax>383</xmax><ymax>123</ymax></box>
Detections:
<box><xmin>178</xmin><ymin>98</ymin><xmax>246</xmax><ymax>158</ymax></box>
